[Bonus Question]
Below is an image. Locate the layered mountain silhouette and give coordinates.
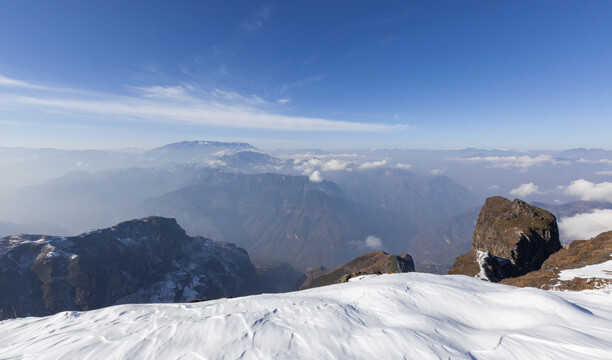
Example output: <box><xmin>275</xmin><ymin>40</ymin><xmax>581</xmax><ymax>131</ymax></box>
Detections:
<box><xmin>5</xmin><ymin>161</ymin><xmax>478</xmax><ymax>270</ymax></box>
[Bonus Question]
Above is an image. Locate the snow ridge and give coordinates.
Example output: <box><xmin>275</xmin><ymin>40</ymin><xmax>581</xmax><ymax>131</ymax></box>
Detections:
<box><xmin>1</xmin><ymin>273</ymin><xmax>611</xmax><ymax>359</ymax></box>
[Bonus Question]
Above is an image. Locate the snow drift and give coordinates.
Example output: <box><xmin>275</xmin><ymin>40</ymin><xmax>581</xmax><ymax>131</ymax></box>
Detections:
<box><xmin>1</xmin><ymin>273</ymin><xmax>611</xmax><ymax>359</ymax></box>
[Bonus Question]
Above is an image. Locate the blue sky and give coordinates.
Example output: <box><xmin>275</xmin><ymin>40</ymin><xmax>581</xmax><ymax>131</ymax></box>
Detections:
<box><xmin>0</xmin><ymin>1</ymin><xmax>611</xmax><ymax>150</ymax></box>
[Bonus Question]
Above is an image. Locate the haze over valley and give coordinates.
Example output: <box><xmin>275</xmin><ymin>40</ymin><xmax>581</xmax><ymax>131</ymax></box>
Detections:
<box><xmin>1</xmin><ymin>1</ymin><xmax>612</xmax><ymax>359</ymax></box>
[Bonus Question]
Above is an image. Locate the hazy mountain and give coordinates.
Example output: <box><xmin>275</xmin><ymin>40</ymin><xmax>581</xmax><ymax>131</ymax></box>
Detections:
<box><xmin>142</xmin><ymin>141</ymin><xmax>258</xmax><ymax>165</ymax></box>
<box><xmin>142</xmin><ymin>171</ymin><xmax>374</xmax><ymax>270</ymax></box>
<box><xmin>3</xmin><ymin>166</ymin><xmax>204</xmax><ymax>233</ymax></box>
<box><xmin>328</xmin><ymin>169</ymin><xmax>481</xmax><ymax>230</ymax></box>
<box><xmin>0</xmin><ymin>221</ymin><xmax>67</xmax><ymax>237</ymax></box>
<box><xmin>408</xmin><ymin>208</ymin><xmax>479</xmax><ymax>274</ymax></box>
<box><xmin>533</xmin><ymin>201</ymin><xmax>612</xmax><ymax>218</ymax></box>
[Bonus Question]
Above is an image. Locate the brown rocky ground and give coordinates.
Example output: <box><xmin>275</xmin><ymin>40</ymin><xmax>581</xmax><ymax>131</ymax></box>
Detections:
<box><xmin>300</xmin><ymin>250</ymin><xmax>414</xmax><ymax>289</ymax></box>
<box><xmin>502</xmin><ymin>230</ymin><xmax>612</xmax><ymax>291</ymax></box>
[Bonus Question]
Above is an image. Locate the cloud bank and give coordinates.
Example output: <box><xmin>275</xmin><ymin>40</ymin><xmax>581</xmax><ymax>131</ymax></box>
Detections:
<box><xmin>558</xmin><ymin>209</ymin><xmax>612</xmax><ymax>243</ymax></box>
<box><xmin>460</xmin><ymin>155</ymin><xmax>560</xmax><ymax>170</ymax></box>
<box><xmin>565</xmin><ymin>179</ymin><xmax>612</xmax><ymax>202</ymax></box>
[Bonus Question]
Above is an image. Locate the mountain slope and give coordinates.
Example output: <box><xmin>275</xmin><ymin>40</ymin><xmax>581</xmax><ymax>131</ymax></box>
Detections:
<box><xmin>1</xmin><ymin>273</ymin><xmax>611</xmax><ymax>359</ymax></box>
<box><xmin>0</xmin><ymin>217</ymin><xmax>257</xmax><ymax>317</ymax></box>
<box><xmin>143</xmin><ymin>172</ymin><xmax>375</xmax><ymax>269</ymax></box>
<box><xmin>331</xmin><ymin>169</ymin><xmax>481</xmax><ymax>231</ymax></box>
<box><xmin>408</xmin><ymin>207</ymin><xmax>479</xmax><ymax>274</ymax></box>
<box><xmin>502</xmin><ymin>230</ymin><xmax>612</xmax><ymax>291</ymax></box>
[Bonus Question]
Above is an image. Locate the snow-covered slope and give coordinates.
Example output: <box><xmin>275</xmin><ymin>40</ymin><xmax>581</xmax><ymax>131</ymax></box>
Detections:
<box><xmin>1</xmin><ymin>273</ymin><xmax>611</xmax><ymax>359</ymax></box>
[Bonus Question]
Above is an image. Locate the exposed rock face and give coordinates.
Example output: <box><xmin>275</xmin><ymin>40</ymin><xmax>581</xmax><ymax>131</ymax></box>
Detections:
<box><xmin>449</xmin><ymin>197</ymin><xmax>561</xmax><ymax>282</ymax></box>
<box><xmin>299</xmin><ymin>250</ymin><xmax>414</xmax><ymax>289</ymax></box>
<box><xmin>502</xmin><ymin>230</ymin><xmax>612</xmax><ymax>291</ymax></box>
<box><xmin>0</xmin><ymin>217</ymin><xmax>257</xmax><ymax>318</ymax></box>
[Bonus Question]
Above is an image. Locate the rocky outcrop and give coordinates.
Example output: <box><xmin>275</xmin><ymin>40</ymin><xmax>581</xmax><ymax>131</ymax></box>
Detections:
<box><xmin>0</xmin><ymin>217</ymin><xmax>258</xmax><ymax>318</ymax></box>
<box><xmin>449</xmin><ymin>197</ymin><xmax>561</xmax><ymax>282</ymax></box>
<box><xmin>502</xmin><ymin>230</ymin><xmax>612</xmax><ymax>291</ymax></box>
<box><xmin>299</xmin><ymin>250</ymin><xmax>415</xmax><ymax>289</ymax></box>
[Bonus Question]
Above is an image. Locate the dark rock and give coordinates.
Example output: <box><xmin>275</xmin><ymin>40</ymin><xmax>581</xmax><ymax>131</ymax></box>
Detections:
<box><xmin>0</xmin><ymin>216</ymin><xmax>258</xmax><ymax>318</ymax></box>
<box><xmin>449</xmin><ymin>196</ymin><xmax>561</xmax><ymax>282</ymax></box>
<box><xmin>300</xmin><ymin>250</ymin><xmax>415</xmax><ymax>289</ymax></box>
<box><xmin>502</xmin><ymin>230</ymin><xmax>612</xmax><ymax>290</ymax></box>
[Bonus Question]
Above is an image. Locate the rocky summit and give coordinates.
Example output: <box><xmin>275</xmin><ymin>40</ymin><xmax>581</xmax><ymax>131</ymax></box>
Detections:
<box><xmin>300</xmin><ymin>250</ymin><xmax>415</xmax><ymax>289</ymax></box>
<box><xmin>0</xmin><ymin>217</ymin><xmax>257</xmax><ymax>318</ymax></box>
<box><xmin>449</xmin><ymin>197</ymin><xmax>561</xmax><ymax>282</ymax></box>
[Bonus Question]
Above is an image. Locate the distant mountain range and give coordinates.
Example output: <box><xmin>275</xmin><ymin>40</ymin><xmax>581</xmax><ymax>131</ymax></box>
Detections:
<box><xmin>4</xmin><ymin>160</ymin><xmax>479</xmax><ymax>270</ymax></box>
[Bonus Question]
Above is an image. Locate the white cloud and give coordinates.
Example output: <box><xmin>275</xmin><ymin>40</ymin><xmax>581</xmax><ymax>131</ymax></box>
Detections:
<box><xmin>0</xmin><ymin>74</ymin><xmax>409</xmax><ymax>133</ymax></box>
<box><xmin>204</xmin><ymin>159</ymin><xmax>227</xmax><ymax>167</ymax></box>
<box><xmin>309</xmin><ymin>170</ymin><xmax>323</xmax><ymax>183</ymax></box>
<box><xmin>558</xmin><ymin>209</ymin><xmax>612</xmax><ymax>243</ymax></box>
<box><xmin>277</xmin><ymin>98</ymin><xmax>290</xmax><ymax>104</ymax></box>
<box><xmin>460</xmin><ymin>155</ymin><xmax>558</xmax><ymax>170</ymax></box>
<box><xmin>322</xmin><ymin>159</ymin><xmax>349</xmax><ymax>171</ymax></box>
<box><xmin>294</xmin><ymin>158</ymin><xmax>350</xmax><ymax>174</ymax></box>
<box><xmin>430</xmin><ymin>168</ymin><xmax>445</xmax><ymax>175</ymax></box>
<box><xmin>565</xmin><ymin>179</ymin><xmax>612</xmax><ymax>202</ymax></box>
<box><xmin>509</xmin><ymin>183</ymin><xmax>541</xmax><ymax>198</ymax></box>
<box><xmin>0</xmin><ymin>74</ymin><xmax>49</xmax><ymax>91</ymax></box>
<box><xmin>395</xmin><ymin>163</ymin><xmax>412</xmax><ymax>170</ymax></box>
<box><xmin>595</xmin><ymin>171</ymin><xmax>612</xmax><ymax>176</ymax></box>
<box><xmin>287</xmin><ymin>153</ymin><xmax>363</xmax><ymax>160</ymax></box>
<box><xmin>488</xmin><ymin>185</ymin><xmax>499</xmax><ymax>190</ymax></box>
<box><xmin>359</xmin><ymin>160</ymin><xmax>387</xmax><ymax>169</ymax></box>
<box><xmin>577</xmin><ymin>158</ymin><xmax>612</xmax><ymax>165</ymax></box>
<box><xmin>364</xmin><ymin>235</ymin><xmax>383</xmax><ymax>249</ymax></box>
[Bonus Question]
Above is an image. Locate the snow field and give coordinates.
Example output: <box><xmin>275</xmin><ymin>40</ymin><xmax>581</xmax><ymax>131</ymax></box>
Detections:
<box><xmin>1</xmin><ymin>273</ymin><xmax>611</xmax><ymax>359</ymax></box>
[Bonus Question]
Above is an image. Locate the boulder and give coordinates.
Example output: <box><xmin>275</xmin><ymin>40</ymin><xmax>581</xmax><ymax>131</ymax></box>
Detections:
<box><xmin>449</xmin><ymin>196</ymin><xmax>561</xmax><ymax>282</ymax></box>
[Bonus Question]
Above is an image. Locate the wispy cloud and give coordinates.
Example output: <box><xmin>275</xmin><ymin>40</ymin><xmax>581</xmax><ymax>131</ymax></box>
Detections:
<box><xmin>240</xmin><ymin>4</ymin><xmax>272</xmax><ymax>32</ymax></box>
<box><xmin>458</xmin><ymin>155</ymin><xmax>562</xmax><ymax>171</ymax></box>
<box><xmin>395</xmin><ymin>163</ymin><xmax>412</xmax><ymax>170</ymax></box>
<box><xmin>280</xmin><ymin>74</ymin><xmax>327</xmax><ymax>93</ymax></box>
<box><xmin>0</xmin><ymin>74</ymin><xmax>408</xmax><ymax>133</ymax></box>
<box><xmin>577</xmin><ymin>158</ymin><xmax>612</xmax><ymax>165</ymax></box>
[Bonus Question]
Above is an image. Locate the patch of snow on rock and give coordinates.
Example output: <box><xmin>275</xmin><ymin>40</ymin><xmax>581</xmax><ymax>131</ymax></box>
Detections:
<box><xmin>558</xmin><ymin>258</ymin><xmax>612</xmax><ymax>282</ymax></box>
<box><xmin>475</xmin><ymin>250</ymin><xmax>490</xmax><ymax>281</ymax></box>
